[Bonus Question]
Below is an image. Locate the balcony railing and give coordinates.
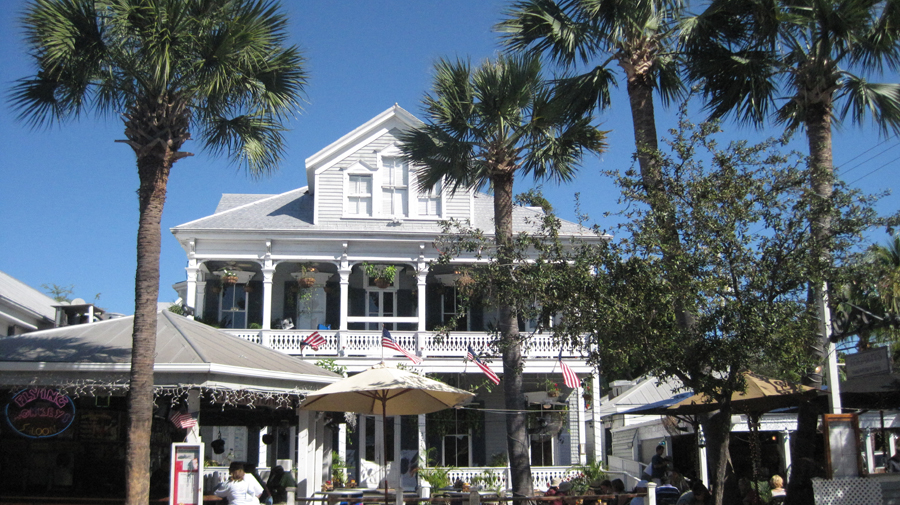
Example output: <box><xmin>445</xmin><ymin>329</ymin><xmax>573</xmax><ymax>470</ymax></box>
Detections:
<box><xmin>222</xmin><ymin>329</ymin><xmax>581</xmax><ymax>359</ymax></box>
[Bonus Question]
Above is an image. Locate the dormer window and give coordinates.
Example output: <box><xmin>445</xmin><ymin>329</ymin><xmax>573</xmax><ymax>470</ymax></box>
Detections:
<box><xmin>381</xmin><ymin>156</ymin><xmax>409</xmax><ymax>218</ymax></box>
<box><xmin>347</xmin><ymin>174</ymin><xmax>373</xmax><ymax>216</ymax></box>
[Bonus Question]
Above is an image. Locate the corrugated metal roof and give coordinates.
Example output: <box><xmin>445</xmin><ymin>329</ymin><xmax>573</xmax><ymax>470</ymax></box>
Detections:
<box><xmin>0</xmin><ymin>311</ymin><xmax>339</xmax><ymax>386</ymax></box>
<box><xmin>0</xmin><ymin>270</ymin><xmax>57</xmax><ymax>321</ymax></box>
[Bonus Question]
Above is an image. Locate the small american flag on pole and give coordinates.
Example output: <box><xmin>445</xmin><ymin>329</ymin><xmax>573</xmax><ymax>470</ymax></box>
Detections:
<box><xmin>301</xmin><ymin>331</ymin><xmax>326</xmax><ymax>350</ymax></box>
<box><xmin>466</xmin><ymin>345</ymin><xmax>500</xmax><ymax>385</ymax></box>
<box><xmin>558</xmin><ymin>348</ymin><xmax>580</xmax><ymax>389</ymax></box>
<box><xmin>382</xmin><ymin>327</ymin><xmax>422</xmax><ymax>364</ymax></box>
<box><xmin>169</xmin><ymin>408</ymin><xmax>197</xmax><ymax>429</ymax></box>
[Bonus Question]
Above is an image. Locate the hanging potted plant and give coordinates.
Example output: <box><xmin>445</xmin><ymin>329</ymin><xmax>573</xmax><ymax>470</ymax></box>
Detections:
<box><xmin>220</xmin><ymin>268</ymin><xmax>239</xmax><ymax>285</ymax></box>
<box><xmin>296</xmin><ymin>264</ymin><xmax>317</xmax><ymax>288</ymax></box>
<box><xmin>456</xmin><ymin>269</ymin><xmax>475</xmax><ymax>295</ymax></box>
<box><xmin>363</xmin><ymin>263</ymin><xmax>397</xmax><ymax>289</ymax></box>
<box><xmin>545</xmin><ymin>379</ymin><xmax>561</xmax><ymax>398</ymax></box>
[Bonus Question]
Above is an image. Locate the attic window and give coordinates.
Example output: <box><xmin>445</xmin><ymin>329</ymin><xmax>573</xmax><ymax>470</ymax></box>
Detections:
<box><xmin>381</xmin><ymin>157</ymin><xmax>409</xmax><ymax>218</ymax></box>
<box><xmin>347</xmin><ymin>174</ymin><xmax>373</xmax><ymax>216</ymax></box>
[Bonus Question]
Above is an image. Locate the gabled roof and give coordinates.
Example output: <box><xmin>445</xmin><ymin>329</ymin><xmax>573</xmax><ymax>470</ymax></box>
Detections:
<box><xmin>305</xmin><ymin>104</ymin><xmax>423</xmax><ymax>194</ymax></box>
<box><xmin>599</xmin><ymin>376</ymin><xmax>685</xmax><ymax>418</ymax></box>
<box><xmin>0</xmin><ymin>310</ymin><xmax>339</xmax><ymax>394</ymax></box>
<box><xmin>0</xmin><ymin>270</ymin><xmax>57</xmax><ymax>325</ymax></box>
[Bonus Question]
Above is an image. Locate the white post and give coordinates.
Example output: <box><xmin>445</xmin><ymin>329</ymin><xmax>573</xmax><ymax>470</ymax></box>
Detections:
<box><xmin>359</xmin><ymin>414</ymin><xmax>367</xmax><ymax>483</ymax></box>
<box><xmin>262</xmin><ymin>266</ymin><xmax>275</xmax><ymax>330</ymax></box>
<box><xmin>822</xmin><ymin>284</ymin><xmax>842</xmax><ymax>414</ymax></box>
<box><xmin>186</xmin><ymin>265</ymin><xmax>199</xmax><ymax>320</ymax></box>
<box><xmin>591</xmin><ymin>374</ymin><xmax>603</xmax><ymax>465</ymax></box>
<box><xmin>417</xmin><ymin>270</ymin><xmax>428</xmax><ymax>332</ymax></box>
<box><xmin>315</xmin><ymin>413</ymin><xmax>326</xmax><ymax>493</ymax></box>
<box><xmin>890</xmin><ymin>433</ymin><xmax>897</xmax><ymax>460</ymax></box>
<box><xmin>259</xmin><ymin>428</ymin><xmax>269</xmax><ymax>468</ymax></box>
<box><xmin>195</xmin><ymin>281</ymin><xmax>207</xmax><ymax>320</ymax></box>
<box><xmin>339</xmin><ymin>267</ymin><xmax>351</xmax><ymax>331</ymax></box>
<box><xmin>698</xmin><ymin>427</ymin><xmax>709</xmax><ymax>487</ymax></box>
<box><xmin>646</xmin><ymin>482</ymin><xmax>657</xmax><ymax>505</ymax></box>
<box><xmin>296</xmin><ymin>411</ymin><xmax>311</xmax><ymax>498</ymax></box>
<box><xmin>781</xmin><ymin>430</ymin><xmax>792</xmax><ymax>480</ymax></box>
<box><xmin>418</xmin><ymin>414</ymin><xmax>427</xmax><ymax>493</ymax></box>
<box><xmin>865</xmin><ymin>429</ymin><xmax>876</xmax><ymax>474</ymax></box>
<box><xmin>375</xmin><ymin>415</ymin><xmax>385</xmax><ymax>487</ymax></box>
<box><xmin>576</xmin><ymin>383</ymin><xmax>586</xmax><ymax>465</ymax></box>
<box><xmin>394</xmin><ymin>417</ymin><xmax>402</xmax><ymax>491</ymax></box>
<box><xmin>339</xmin><ymin>424</ymin><xmax>347</xmax><ymax>484</ymax></box>
<box><xmin>186</xmin><ymin>389</ymin><xmax>201</xmax><ymax>444</ymax></box>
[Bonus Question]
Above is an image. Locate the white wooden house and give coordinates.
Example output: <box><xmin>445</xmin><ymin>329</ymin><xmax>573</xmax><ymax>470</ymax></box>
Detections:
<box><xmin>171</xmin><ymin>105</ymin><xmax>606</xmax><ymax>491</ymax></box>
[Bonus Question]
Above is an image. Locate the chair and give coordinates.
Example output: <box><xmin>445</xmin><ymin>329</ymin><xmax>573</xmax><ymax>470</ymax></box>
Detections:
<box><xmin>318</xmin><ymin>323</ymin><xmax>331</xmax><ymax>330</ymax></box>
<box><xmin>280</xmin><ymin>318</ymin><xmax>294</xmax><ymax>330</ymax></box>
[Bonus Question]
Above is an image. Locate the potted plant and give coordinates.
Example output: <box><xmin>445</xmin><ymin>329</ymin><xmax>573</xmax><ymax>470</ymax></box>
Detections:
<box><xmin>220</xmin><ymin>268</ymin><xmax>239</xmax><ymax>285</ymax></box>
<box><xmin>456</xmin><ymin>270</ymin><xmax>475</xmax><ymax>295</ymax></box>
<box><xmin>545</xmin><ymin>379</ymin><xmax>561</xmax><ymax>398</ymax></box>
<box><xmin>297</xmin><ymin>264</ymin><xmax>317</xmax><ymax>288</ymax></box>
<box><xmin>363</xmin><ymin>263</ymin><xmax>397</xmax><ymax>288</ymax></box>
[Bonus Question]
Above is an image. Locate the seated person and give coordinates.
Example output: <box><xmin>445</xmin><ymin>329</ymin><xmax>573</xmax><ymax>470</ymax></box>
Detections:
<box><xmin>675</xmin><ymin>482</ymin><xmax>710</xmax><ymax>505</ymax></box>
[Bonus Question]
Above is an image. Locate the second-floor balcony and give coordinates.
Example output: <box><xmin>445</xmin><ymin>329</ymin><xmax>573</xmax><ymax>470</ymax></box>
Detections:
<box><xmin>220</xmin><ymin>328</ymin><xmax>588</xmax><ymax>370</ymax></box>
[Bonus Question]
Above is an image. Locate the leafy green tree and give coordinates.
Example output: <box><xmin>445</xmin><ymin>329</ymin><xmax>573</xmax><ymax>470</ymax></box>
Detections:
<box><xmin>11</xmin><ymin>1</ymin><xmax>306</xmax><ymax>503</ymax></box>
<box><xmin>476</xmin><ymin>110</ymin><xmax>883</xmax><ymax>504</ymax></box>
<box><xmin>398</xmin><ymin>54</ymin><xmax>606</xmax><ymax>497</ymax></box>
<box><xmin>682</xmin><ymin>0</ymin><xmax>900</xmax><ymax>386</ymax></box>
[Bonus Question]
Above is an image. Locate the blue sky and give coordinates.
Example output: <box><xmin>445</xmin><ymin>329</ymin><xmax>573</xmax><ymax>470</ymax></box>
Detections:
<box><xmin>1</xmin><ymin>1</ymin><xmax>897</xmax><ymax>315</ymax></box>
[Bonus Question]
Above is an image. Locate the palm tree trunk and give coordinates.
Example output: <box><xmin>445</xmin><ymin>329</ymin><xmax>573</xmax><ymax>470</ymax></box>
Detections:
<box><xmin>626</xmin><ymin>74</ymin><xmax>695</xmax><ymax>330</ymax></box>
<box><xmin>493</xmin><ymin>172</ymin><xmax>532</xmax><ymax>498</ymax></box>
<box><xmin>125</xmin><ymin>155</ymin><xmax>172</xmax><ymax>505</ymax></box>
<box><xmin>789</xmin><ymin>100</ymin><xmax>834</xmax><ymax>505</ymax></box>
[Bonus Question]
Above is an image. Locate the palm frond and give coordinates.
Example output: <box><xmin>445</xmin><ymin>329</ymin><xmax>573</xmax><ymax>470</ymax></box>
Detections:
<box><xmin>201</xmin><ymin>113</ymin><xmax>286</xmax><ymax>178</ymax></box>
<box><xmin>839</xmin><ymin>76</ymin><xmax>900</xmax><ymax>134</ymax></box>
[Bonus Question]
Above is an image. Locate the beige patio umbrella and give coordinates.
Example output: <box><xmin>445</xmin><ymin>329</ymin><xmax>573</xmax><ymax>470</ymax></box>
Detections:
<box><xmin>661</xmin><ymin>372</ymin><xmax>821</xmax><ymax>415</ymax></box>
<box><xmin>300</xmin><ymin>363</ymin><xmax>475</xmax><ymax>503</ymax></box>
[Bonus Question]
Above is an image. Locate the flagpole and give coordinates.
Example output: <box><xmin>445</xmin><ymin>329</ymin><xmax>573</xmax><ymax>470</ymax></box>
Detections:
<box><xmin>381</xmin><ymin>324</ymin><xmax>385</xmax><ymax>363</ymax></box>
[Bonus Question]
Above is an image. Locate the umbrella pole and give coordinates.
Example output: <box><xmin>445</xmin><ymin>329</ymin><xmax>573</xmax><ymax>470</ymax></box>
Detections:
<box><xmin>382</xmin><ymin>397</ymin><xmax>389</xmax><ymax>505</ymax></box>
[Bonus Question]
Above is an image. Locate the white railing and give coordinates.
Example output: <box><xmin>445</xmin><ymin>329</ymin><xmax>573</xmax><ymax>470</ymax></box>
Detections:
<box><xmin>441</xmin><ymin>466</ymin><xmax>582</xmax><ymax>493</ymax></box>
<box><xmin>223</xmin><ymin>329</ymin><xmax>582</xmax><ymax>359</ymax></box>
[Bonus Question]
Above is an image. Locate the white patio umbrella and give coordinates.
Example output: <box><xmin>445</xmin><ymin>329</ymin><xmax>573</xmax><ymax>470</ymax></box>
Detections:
<box><xmin>300</xmin><ymin>363</ymin><xmax>475</xmax><ymax>503</ymax></box>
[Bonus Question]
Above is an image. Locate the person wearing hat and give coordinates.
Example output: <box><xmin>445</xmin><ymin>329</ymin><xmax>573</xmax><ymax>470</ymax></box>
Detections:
<box><xmin>545</xmin><ymin>477</ymin><xmax>564</xmax><ymax>505</ymax></box>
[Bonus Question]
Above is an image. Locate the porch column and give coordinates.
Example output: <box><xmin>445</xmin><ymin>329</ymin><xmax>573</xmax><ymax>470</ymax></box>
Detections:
<box><xmin>781</xmin><ymin>430</ymin><xmax>792</xmax><ymax>478</ymax></box>
<box><xmin>195</xmin><ymin>281</ymin><xmax>207</xmax><ymax>320</ymax></box>
<box><xmin>576</xmin><ymin>383</ymin><xmax>586</xmax><ymax>465</ymax></box>
<box><xmin>186</xmin><ymin>265</ymin><xmax>198</xmax><ymax>319</ymax></box>
<box><xmin>890</xmin><ymin>432</ymin><xmax>897</xmax><ymax>459</ymax></box>
<box><xmin>394</xmin><ymin>417</ymin><xmax>402</xmax><ymax>490</ymax></box>
<box><xmin>417</xmin><ymin>270</ymin><xmax>427</xmax><ymax>331</ymax></box>
<box><xmin>865</xmin><ymin>429</ymin><xmax>876</xmax><ymax>474</ymax></box>
<box><xmin>296</xmin><ymin>410</ymin><xmax>311</xmax><ymax>497</ymax></box>
<box><xmin>590</xmin><ymin>374</ymin><xmax>604</xmax><ymax>464</ymax></box>
<box><xmin>418</xmin><ymin>414</ymin><xmax>429</xmax><ymax>498</ymax></box>
<box><xmin>338</xmin><ymin>424</ymin><xmax>347</xmax><ymax>483</ymax></box>
<box><xmin>339</xmin><ymin>267</ymin><xmax>351</xmax><ymax>331</ymax></box>
<box><xmin>186</xmin><ymin>389</ymin><xmax>201</xmax><ymax>444</ymax></box>
<box><xmin>262</xmin><ymin>266</ymin><xmax>276</xmax><ymax>330</ymax></box>
<box><xmin>358</xmin><ymin>414</ymin><xmax>367</xmax><ymax>482</ymax></box>
<box><xmin>375</xmin><ymin>414</ymin><xmax>385</xmax><ymax>486</ymax></box>
<box><xmin>315</xmin><ymin>413</ymin><xmax>326</xmax><ymax>493</ymax></box>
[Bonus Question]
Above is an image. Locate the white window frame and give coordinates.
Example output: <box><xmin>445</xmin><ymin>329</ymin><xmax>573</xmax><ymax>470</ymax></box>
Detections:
<box><xmin>219</xmin><ymin>284</ymin><xmax>249</xmax><ymax>329</ymax></box>
<box><xmin>442</xmin><ymin>432</ymin><xmax>473</xmax><ymax>467</ymax></box>
<box><xmin>377</xmin><ymin>145</ymin><xmax>410</xmax><ymax>219</ymax></box>
<box><xmin>343</xmin><ymin>161</ymin><xmax>375</xmax><ymax>218</ymax></box>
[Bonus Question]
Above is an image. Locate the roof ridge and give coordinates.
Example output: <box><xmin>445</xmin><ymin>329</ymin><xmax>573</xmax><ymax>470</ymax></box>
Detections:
<box><xmin>172</xmin><ymin>187</ymin><xmax>307</xmax><ymax>229</ymax></box>
<box><xmin>162</xmin><ymin>311</ymin><xmax>210</xmax><ymax>363</ymax></box>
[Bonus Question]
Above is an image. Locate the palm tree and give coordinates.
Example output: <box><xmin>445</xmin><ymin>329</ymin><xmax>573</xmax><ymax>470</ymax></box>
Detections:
<box><xmin>10</xmin><ymin>1</ymin><xmax>306</xmax><ymax>503</ymax></box>
<box><xmin>497</xmin><ymin>0</ymin><xmax>696</xmax><ymax>329</ymax></box>
<box><xmin>682</xmin><ymin>0</ymin><xmax>900</xmax><ymax>386</ymax></box>
<box><xmin>398</xmin><ymin>54</ymin><xmax>606</xmax><ymax>497</ymax></box>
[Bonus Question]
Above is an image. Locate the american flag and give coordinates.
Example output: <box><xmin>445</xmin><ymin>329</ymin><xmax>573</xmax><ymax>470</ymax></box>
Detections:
<box><xmin>382</xmin><ymin>327</ymin><xmax>422</xmax><ymax>364</ymax></box>
<box><xmin>466</xmin><ymin>345</ymin><xmax>500</xmax><ymax>385</ymax></box>
<box><xmin>558</xmin><ymin>348</ymin><xmax>580</xmax><ymax>389</ymax></box>
<box><xmin>169</xmin><ymin>408</ymin><xmax>197</xmax><ymax>429</ymax></box>
<box><xmin>301</xmin><ymin>331</ymin><xmax>326</xmax><ymax>350</ymax></box>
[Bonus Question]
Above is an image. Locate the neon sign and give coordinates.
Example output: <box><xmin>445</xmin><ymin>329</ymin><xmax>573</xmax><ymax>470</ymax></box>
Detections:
<box><xmin>5</xmin><ymin>388</ymin><xmax>76</xmax><ymax>438</ymax></box>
